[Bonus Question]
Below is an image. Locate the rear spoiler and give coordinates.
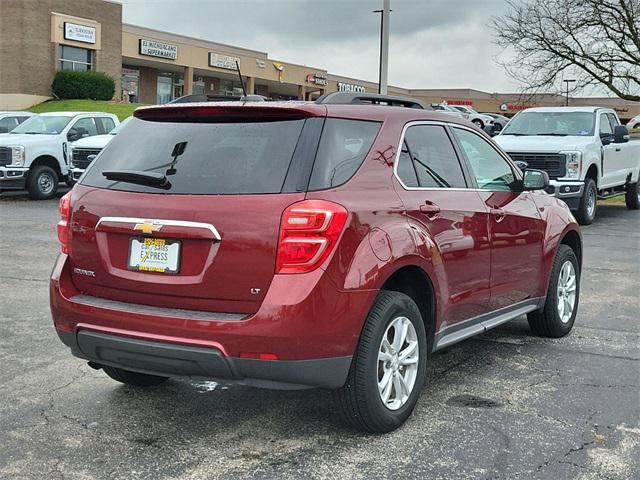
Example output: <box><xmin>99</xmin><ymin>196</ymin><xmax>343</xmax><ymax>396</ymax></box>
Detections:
<box><xmin>134</xmin><ymin>103</ymin><xmax>326</xmax><ymax>122</ymax></box>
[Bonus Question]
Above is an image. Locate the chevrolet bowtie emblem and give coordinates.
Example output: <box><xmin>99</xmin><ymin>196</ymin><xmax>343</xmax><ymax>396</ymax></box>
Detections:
<box><xmin>133</xmin><ymin>220</ymin><xmax>162</xmax><ymax>234</ymax></box>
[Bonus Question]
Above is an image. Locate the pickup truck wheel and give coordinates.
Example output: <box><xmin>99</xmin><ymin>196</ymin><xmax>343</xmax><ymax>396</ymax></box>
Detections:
<box><xmin>27</xmin><ymin>165</ymin><xmax>58</xmax><ymax>200</ymax></box>
<box><xmin>575</xmin><ymin>178</ymin><xmax>597</xmax><ymax>225</ymax></box>
<box><xmin>332</xmin><ymin>291</ymin><xmax>428</xmax><ymax>433</ymax></box>
<box><xmin>625</xmin><ymin>181</ymin><xmax>640</xmax><ymax>210</ymax></box>
<box><xmin>527</xmin><ymin>245</ymin><xmax>579</xmax><ymax>338</ymax></box>
<box><xmin>102</xmin><ymin>366</ymin><xmax>168</xmax><ymax>387</ymax></box>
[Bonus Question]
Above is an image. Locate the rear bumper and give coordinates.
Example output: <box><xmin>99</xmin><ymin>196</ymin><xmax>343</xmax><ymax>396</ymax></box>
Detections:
<box><xmin>51</xmin><ymin>254</ymin><xmax>373</xmax><ymax>389</ymax></box>
<box><xmin>57</xmin><ymin>329</ymin><xmax>351</xmax><ymax>389</ymax></box>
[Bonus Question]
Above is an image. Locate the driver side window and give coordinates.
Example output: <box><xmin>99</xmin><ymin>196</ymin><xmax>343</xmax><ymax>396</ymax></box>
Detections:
<box><xmin>599</xmin><ymin>114</ymin><xmax>613</xmax><ymax>135</ymax></box>
<box><xmin>70</xmin><ymin>117</ymin><xmax>98</xmax><ymax>138</ymax></box>
<box><xmin>453</xmin><ymin>127</ymin><xmax>515</xmax><ymax>192</ymax></box>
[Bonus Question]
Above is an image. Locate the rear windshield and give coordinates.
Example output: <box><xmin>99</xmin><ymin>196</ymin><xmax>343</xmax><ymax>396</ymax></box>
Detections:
<box><xmin>81</xmin><ymin>117</ymin><xmax>306</xmax><ymax>194</ymax></box>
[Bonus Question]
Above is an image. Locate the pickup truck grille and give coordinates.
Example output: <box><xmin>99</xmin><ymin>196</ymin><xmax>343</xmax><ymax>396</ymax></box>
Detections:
<box><xmin>0</xmin><ymin>147</ymin><xmax>11</xmax><ymax>166</ymax></box>
<box><xmin>506</xmin><ymin>152</ymin><xmax>566</xmax><ymax>179</ymax></box>
<box><xmin>72</xmin><ymin>148</ymin><xmax>102</xmax><ymax>169</ymax></box>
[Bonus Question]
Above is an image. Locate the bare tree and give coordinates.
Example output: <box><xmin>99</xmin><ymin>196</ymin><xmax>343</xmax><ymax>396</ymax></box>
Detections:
<box><xmin>492</xmin><ymin>0</ymin><xmax>640</xmax><ymax>101</ymax></box>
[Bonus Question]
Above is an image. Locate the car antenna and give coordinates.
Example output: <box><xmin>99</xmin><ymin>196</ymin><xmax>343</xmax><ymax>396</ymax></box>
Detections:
<box><xmin>236</xmin><ymin>60</ymin><xmax>247</xmax><ymax>97</ymax></box>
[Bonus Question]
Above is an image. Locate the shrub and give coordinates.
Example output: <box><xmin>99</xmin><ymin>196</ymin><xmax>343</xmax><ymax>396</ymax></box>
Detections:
<box><xmin>52</xmin><ymin>71</ymin><xmax>115</xmax><ymax>100</ymax></box>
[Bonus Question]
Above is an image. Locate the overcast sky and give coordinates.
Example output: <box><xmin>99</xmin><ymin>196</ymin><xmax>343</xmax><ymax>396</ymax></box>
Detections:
<box><xmin>119</xmin><ymin>0</ymin><xmax>519</xmax><ymax>92</ymax></box>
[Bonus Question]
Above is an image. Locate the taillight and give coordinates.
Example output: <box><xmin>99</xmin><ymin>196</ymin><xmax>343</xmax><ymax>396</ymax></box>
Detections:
<box><xmin>276</xmin><ymin>199</ymin><xmax>348</xmax><ymax>274</ymax></box>
<box><xmin>57</xmin><ymin>192</ymin><xmax>72</xmax><ymax>254</ymax></box>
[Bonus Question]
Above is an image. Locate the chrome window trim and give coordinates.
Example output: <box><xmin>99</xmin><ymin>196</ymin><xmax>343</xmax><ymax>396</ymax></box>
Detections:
<box><xmin>95</xmin><ymin>216</ymin><xmax>221</xmax><ymax>240</ymax></box>
<box><xmin>393</xmin><ymin>120</ymin><xmax>521</xmax><ymax>192</ymax></box>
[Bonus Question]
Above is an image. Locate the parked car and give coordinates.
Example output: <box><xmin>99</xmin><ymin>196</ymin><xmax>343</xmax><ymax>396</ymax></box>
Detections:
<box><xmin>627</xmin><ymin>114</ymin><xmax>640</xmax><ymax>130</ymax></box>
<box><xmin>51</xmin><ymin>93</ymin><xmax>582</xmax><ymax>433</ymax></box>
<box><xmin>450</xmin><ymin>105</ymin><xmax>495</xmax><ymax>130</ymax></box>
<box><xmin>69</xmin><ymin>116</ymin><xmax>132</xmax><ymax>182</ymax></box>
<box><xmin>0</xmin><ymin>111</ymin><xmax>34</xmax><ymax>134</ymax></box>
<box><xmin>481</xmin><ymin>112</ymin><xmax>511</xmax><ymax>132</ymax></box>
<box><xmin>494</xmin><ymin>107</ymin><xmax>640</xmax><ymax>224</ymax></box>
<box><xmin>430</xmin><ymin>103</ymin><xmax>466</xmax><ymax>119</ymax></box>
<box><xmin>0</xmin><ymin>112</ymin><xmax>119</xmax><ymax>199</ymax></box>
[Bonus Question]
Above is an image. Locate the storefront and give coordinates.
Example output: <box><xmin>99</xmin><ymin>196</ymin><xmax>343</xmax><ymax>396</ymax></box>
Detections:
<box><xmin>1</xmin><ymin>0</ymin><xmax>638</xmax><ymax>119</ymax></box>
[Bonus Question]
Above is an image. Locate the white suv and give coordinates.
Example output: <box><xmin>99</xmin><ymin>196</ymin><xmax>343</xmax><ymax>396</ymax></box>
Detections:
<box><xmin>0</xmin><ymin>112</ymin><xmax>119</xmax><ymax>199</ymax></box>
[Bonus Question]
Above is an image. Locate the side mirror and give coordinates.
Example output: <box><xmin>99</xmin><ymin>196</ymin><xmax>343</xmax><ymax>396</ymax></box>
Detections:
<box><xmin>522</xmin><ymin>169</ymin><xmax>549</xmax><ymax>191</ymax></box>
<box><xmin>67</xmin><ymin>129</ymin><xmax>79</xmax><ymax>142</ymax></box>
<box><xmin>614</xmin><ymin>125</ymin><xmax>629</xmax><ymax>144</ymax></box>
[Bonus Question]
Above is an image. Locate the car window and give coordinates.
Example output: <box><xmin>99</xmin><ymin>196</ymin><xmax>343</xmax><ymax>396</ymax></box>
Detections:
<box><xmin>307</xmin><ymin>118</ymin><xmax>380</xmax><ymax>190</ymax></box>
<box><xmin>606</xmin><ymin>113</ymin><xmax>619</xmax><ymax>128</ymax></box>
<box><xmin>396</xmin><ymin>141</ymin><xmax>419</xmax><ymax>187</ymax></box>
<box><xmin>599</xmin><ymin>113</ymin><xmax>613</xmax><ymax>135</ymax></box>
<box><xmin>10</xmin><ymin>115</ymin><xmax>71</xmax><ymax>135</ymax></box>
<box><xmin>453</xmin><ymin>127</ymin><xmax>515</xmax><ymax>191</ymax></box>
<box><xmin>0</xmin><ymin>117</ymin><xmax>19</xmax><ymax>133</ymax></box>
<box><xmin>82</xmin><ymin>117</ymin><xmax>307</xmax><ymax>195</ymax></box>
<box><xmin>97</xmin><ymin>117</ymin><xmax>116</xmax><ymax>134</ymax></box>
<box><xmin>71</xmin><ymin>118</ymin><xmax>98</xmax><ymax>137</ymax></box>
<box><xmin>399</xmin><ymin>125</ymin><xmax>467</xmax><ymax>188</ymax></box>
<box><xmin>17</xmin><ymin>116</ymin><xmax>31</xmax><ymax>124</ymax></box>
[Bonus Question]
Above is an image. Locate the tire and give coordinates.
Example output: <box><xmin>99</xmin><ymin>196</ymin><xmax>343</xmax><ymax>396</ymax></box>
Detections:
<box><xmin>27</xmin><ymin>165</ymin><xmax>58</xmax><ymax>200</ymax></box>
<box><xmin>575</xmin><ymin>177</ymin><xmax>597</xmax><ymax>225</ymax></box>
<box><xmin>527</xmin><ymin>245</ymin><xmax>580</xmax><ymax>338</ymax></box>
<box><xmin>472</xmin><ymin>119</ymin><xmax>484</xmax><ymax>129</ymax></box>
<box><xmin>332</xmin><ymin>291</ymin><xmax>428</xmax><ymax>433</ymax></box>
<box><xmin>625</xmin><ymin>181</ymin><xmax>640</xmax><ymax>210</ymax></box>
<box><xmin>102</xmin><ymin>366</ymin><xmax>169</xmax><ymax>387</ymax></box>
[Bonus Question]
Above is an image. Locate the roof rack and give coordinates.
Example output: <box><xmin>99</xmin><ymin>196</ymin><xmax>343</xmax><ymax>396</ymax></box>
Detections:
<box><xmin>315</xmin><ymin>92</ymin><xmax>429</xmax><ymax>109</ymax></box>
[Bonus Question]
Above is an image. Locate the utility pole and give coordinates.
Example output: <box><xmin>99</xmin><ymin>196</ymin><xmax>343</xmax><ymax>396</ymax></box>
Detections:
<box><xmin>374</xmin><ymin>0</ymin><xmax>391</xmax><ymax>95</ymax></box>
<box><xmin>563</xmin><ymin>79</ymin><xmax>576</xmax><ymax>106</ymax></box>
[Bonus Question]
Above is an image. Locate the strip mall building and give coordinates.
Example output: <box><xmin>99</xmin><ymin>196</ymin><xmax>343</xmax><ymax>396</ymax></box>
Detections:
<box><xmin>1</xmin><ymin>0</ymin><xmax>638</xmax><ymax>120</ymax></box>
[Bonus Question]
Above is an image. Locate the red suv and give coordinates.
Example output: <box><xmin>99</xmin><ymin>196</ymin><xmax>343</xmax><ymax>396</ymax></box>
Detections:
<box><xmin>51</xmin><ymin>93</ymin><xmax>582</xmax><ymax>432</ymax></box>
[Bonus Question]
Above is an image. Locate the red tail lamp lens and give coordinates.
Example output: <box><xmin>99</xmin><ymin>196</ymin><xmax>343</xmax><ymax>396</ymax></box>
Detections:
<box><xmin>276</xmin><ymin>200</ymin><xmax>348</xmax><ymax>274</ymax></box>
<box><xmin>57</xmin><ymin>192</ymin><xmax>72</xmax><ymax>254</ymax></box>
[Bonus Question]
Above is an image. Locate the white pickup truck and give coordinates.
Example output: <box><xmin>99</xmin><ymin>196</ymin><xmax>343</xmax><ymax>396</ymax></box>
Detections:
<box><xmin>494</xmin><ymin>106</ymin><xmax>640</xmax><ymax>224</ymax></box>
<box><xmin>0</xmin><ymin>111</ymin><xmax>119</xmax><ymax>199</ymax></box>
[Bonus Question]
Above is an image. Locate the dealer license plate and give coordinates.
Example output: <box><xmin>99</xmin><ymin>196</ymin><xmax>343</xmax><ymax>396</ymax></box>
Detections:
<box><xmin>128</xmin><ymin>237</ymin><xmax>181</xmax><ymax>274</ymax></box>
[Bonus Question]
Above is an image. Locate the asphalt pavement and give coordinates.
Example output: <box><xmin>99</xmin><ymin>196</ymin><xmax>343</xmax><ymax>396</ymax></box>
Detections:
<box><xmin>0</xmin><ymin>191</ymin><xmax>638</xmax><ymax>480</ymax></box>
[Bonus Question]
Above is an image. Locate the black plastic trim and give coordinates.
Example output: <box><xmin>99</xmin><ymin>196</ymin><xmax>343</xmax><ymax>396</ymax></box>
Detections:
<box><xmin>57</xmin><ymin>330</ymin><xmax>352</xmax><ymax>390</ymax></box>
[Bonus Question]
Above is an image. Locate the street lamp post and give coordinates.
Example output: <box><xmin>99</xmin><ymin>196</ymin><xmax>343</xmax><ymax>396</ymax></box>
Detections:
<box><xmin>373</xmin><ymin>0</ymin><xmax>391</xmax><ymax>95</ymax></box>
<box><xmin>563</xmin><ymin>79</ymin><xmax>576</xmax><ymax>106</ymax></box>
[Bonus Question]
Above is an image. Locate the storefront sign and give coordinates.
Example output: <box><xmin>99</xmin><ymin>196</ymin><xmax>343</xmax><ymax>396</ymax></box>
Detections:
<box><xmin>306</xmin><ymin>73</ymin><xmax>328</xmax><ymax>86</ymax></box>
<box><xmin>337</xmin><ymin>82</ymin><xmax>366</xmax><ymax>93</ymax></box>
<box><xmin>500</xmin><ymin>103</ymin><xmax>508</xmax><ymax>111</ymax></box>
<box><xmin>209</xmin><ymin>53</ymin><xmax>241</xmax><ymax>70</ymax></box>
<box><xmin>139</xmin><ymin>39</ymin><xmax>178</xmax><ymax>60</ymax></box>
<box><xmin>447</xmin><ymin>99</ymin><xmax>473</xmax><ymax>106</ymax></box>
<box><xmin>256</xmin><ymin>59</ymin><xmax>266</xmax><ymax>69</ymax></box>
<box><xmin>64</xmin><ymin>22</ymin><xmax>96</xmax><ymax>44</ymax></box>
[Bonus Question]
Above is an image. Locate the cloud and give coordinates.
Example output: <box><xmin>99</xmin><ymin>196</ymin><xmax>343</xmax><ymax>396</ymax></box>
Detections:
<box><xmin>119</xmin><ymin>0</ymin><xmax>519</xmax><ymax>91</ymax></box>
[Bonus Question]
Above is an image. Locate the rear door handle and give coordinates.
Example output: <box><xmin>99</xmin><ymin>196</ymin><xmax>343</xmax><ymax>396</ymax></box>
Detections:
<box><xmin>490</xmin><ymin>207</ymin><xmax>506</xmax><ymax>223</ymax></box>
<box><xmin>420</xmin><ymin>202</ymin><xmax>441</xmax><ymax>217</ymax></box>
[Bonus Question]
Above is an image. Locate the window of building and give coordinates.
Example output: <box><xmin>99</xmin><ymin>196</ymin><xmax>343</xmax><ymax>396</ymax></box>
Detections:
<box><xmin>396</xmin><ymin>125</ymin><xmax>467</xmax><ymax>189</ymax></box>
<box><xmin>58</xmin><ymin>45</ymin><xmax>92</xmax><ymax>71</ymax></box>
<box><xmin>219</xmin><ymin>79</ymin><xmax>244</xmax><ymax>97</ymax></box>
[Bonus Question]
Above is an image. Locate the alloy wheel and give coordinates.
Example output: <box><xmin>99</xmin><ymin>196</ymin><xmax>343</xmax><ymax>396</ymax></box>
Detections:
<box><xmin>377</xmin><ymin>316</ymin><xmax>420</xmax><ymax>410</ymax></box>
<box><xmin>556</xmin><ymin>260</ymin><xmax>577</xmax><ymax>324</ymax></box>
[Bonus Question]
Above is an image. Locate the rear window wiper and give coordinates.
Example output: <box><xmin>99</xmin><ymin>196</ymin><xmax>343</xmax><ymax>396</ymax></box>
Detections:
<box><xmin>102</xmin><ymin>170</ymin><xmax>170</xmax><ymax>190</ymax></box>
